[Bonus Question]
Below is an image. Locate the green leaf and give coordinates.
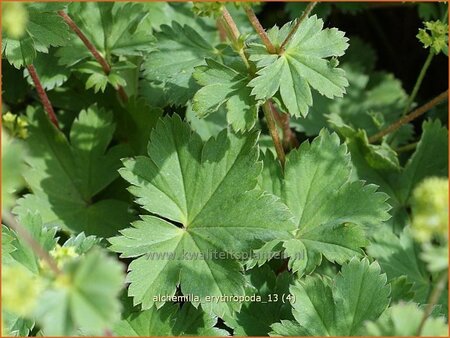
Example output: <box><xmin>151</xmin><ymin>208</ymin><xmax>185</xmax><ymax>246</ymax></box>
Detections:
<box><xmin>144</xmin><ymin>22</ymin><xmax>219</xmax><ymax>105</ymax></box>
<box><xmin>186</xmin><ymin>103</ymin><xmax>228</xmax><ymax>141</ymax></box>
<box><xmin>364</xmin><ymin>302</ymin><xmax>448</xmax><ymax>336</ymax></box>
<box><xmin>57</xmin><ymin>2</ymin><xmax>153</xmax><ymax>66</ymax></box>
<box><xmin>224</xmin><ymin>265</ymin><xmax>293</xmax><ymax>336</ymax></box>
<box><xmin>399</xmin><ymin>120</ymin><xmax>449</xmax><ymax>202</ymax></box>
<box><xmin>2</xmin><ymin>4</ymin><xmax>71</xmax><ymax>69</ymax></box>
<box><xmin>270</xmin><ymin>258</ymin><xmax>390</xmax><ymax>336</ymax></box>
<box><xmin>336</xmin><ymin>119</ymin><xmax>448</xmax><ymax>230</ymax></box>
<box><xmin>1</xmin><ymin>131</ymin><xmax>26</xmax><ymax>211</ymax></box>
<box><xmin>367</xmin><ymin>226</ymin><xmax>431</xmax><ymax>304</ymax></box>
<box><xmin>35</xmin><ymin>249</ymin><xmax>124</xmax><ymax>336</ymax></box>
<box><xmin>15</xmin><ymin>106</ymin><xmax>133</xmax><ymax>237</ymax></box>
<box><xmin>260</xmin><ymin>130</ymin><xmax>390</xmax><ymax>274</ymax></box>
<box><xmin>193</xmin><ymin>59</ymin><xmax>259</xmax><ymax>132</ymax></box>
<box><xmin>248</xmin><ymin>15</ymin><xmax>349</xmax><ymax>118</ymax></box>
<box><xmin>114</xmin><ymin>302</ymin><xmax>228</xmax><ymax>336</ymax></box>
<box><xmin>24</xmin><ymin>48</ymin><xmax>70</xmax><ymax>90</ymax></box>
<box><xmin>4</xmin><ymin>212</ymin><xmax>57</xmax><ymax>274</ymax></box>
<box><xmin>109</xmin><ymin>115</ymin><xmax>295</xmax><ymax>317</ymax></box>
<box><xmin>113</xmin><ymin>97</ymin><xmax>164</xmax><ymax>155</ymax></box>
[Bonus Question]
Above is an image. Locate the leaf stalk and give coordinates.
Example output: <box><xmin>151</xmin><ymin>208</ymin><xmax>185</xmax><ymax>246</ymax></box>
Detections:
<box><xmin>403</xmin><ymin>51</ymin><xmax>435</xmax><ymax>115</ymax></box>
<box><xmin>369</xmin><ymin>90</ymin><xmax>448</xmax><ymax>143</ymax></box>
<box><xmin>26</xmin><ymin>64</ymin><xmax>60</xmax><ymax>129</ymax></box>
<box><xmin>262</xmin><ymin>101</ymin><xmax>286</xmax><ymax>168</ymax></box>
<box><xmin>416</xmin><ymin>270</ymin><xmax>448</xmax><ymax>335</ymax></box>
<box><xmin>280</xmin><ymin>2</ymin><xmax>318</xmax><ymax>53</ymax></box>
<box><xmin>3</xmin><ymin>212</ymin><xmax>61</xmax><ymax>275</ymax></box>
<box><xmin>244</xmin><ymin>7</ymin><xmax>276</xmax><ymax>54</ymax></box>
<box><xmin>58</xmin><ymin>10</ymin><xmax>128</xmax><ymax>102</ymax></box>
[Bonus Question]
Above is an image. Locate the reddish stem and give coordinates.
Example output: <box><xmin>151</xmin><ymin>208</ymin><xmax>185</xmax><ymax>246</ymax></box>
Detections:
<box><xmin>58</xmin><ymin>10</ymin><xmax>128</xmax><ymax>102</ymax></box>
<box><xmin>369</xmin><ymin>90</ymin><xmax>448</xmax><ymax>143</ymax></box>
<box><xmin>245</xmin><ymin>7</ymin><xmax>276</xmax><ymax>54</ymax></box>
<box><xmin>280</xmin><ymin>2</ymin><xmax>318</xmax><ymax>53</ymax></box>
<box><xmin>26</xmin><ymin>65</ymin><xmax>59</xmax><ymax>129</ymax></box>
<box><xmin>270</xmin><ymin>102</ymin><xmax>299</xmax><ymax>150</ymax></box>
<box><xmin>3</xmin><ymin>212</ymin><xmax>61</xmax><ymax>275</ymax></box>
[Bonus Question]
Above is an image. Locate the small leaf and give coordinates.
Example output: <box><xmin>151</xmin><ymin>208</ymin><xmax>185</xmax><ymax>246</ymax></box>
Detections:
<box><xmin>248</xmin><ymin>15</ymin><xmax>349</xmax><ymax>117</ymax></box>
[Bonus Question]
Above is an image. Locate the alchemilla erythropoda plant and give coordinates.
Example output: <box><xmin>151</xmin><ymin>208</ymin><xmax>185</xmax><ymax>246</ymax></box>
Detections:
<box><xmin>1</xmin><ymin>1</ymin><xmax>449</xmax><ymax>336</ymax></box>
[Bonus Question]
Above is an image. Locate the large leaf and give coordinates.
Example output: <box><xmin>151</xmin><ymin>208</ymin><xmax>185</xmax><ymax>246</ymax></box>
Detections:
<box><xmin>248</xmin><ymin>15</ymin><xmax>349</xmax><ymax>118</ymax></box>
<box><xmin>15</xmin><ymin>106</ymin><xmax>133</xmax><ymax>237</ymax></box>
<box><xmin>109</xmin><ymin>115</ymin><xmax>295</xmax><ymax>317</ymax></box>
<box><xmin>114</xmin><ymin>302</ymin><xmax>228</xmax><ymax>336</ymax></box>
<box><xmin>223</xmin><ymin>265</ymin><xmax>293</xmax><ymax>336</ymax></box>
<box><xmin>270</xmin><ymin>258</ymin><xmax>390</xmax><ymax>336</ymax></box>
<box><xmin>259</xmin><ymin>130</ymin><xmax>390</xmax><ymax>275</ymax></box>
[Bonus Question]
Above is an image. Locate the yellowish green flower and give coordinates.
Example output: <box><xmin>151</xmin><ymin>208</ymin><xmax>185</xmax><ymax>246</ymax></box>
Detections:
<box><xmin>417</xmin><ymin>20</ymin><xmax>448</xmax><ymax>54</ymax></box>
<box><xmin>2</xmin><ymin>265</ymin><xmax>42</xmax><ymax>316</ymax></box>
<box><xmin>411</xmin><ymin>177</ymin><xmax>448</xmax><ymax>243</ymax></box>
<box><xmin>2</xmin><ymin>112</ymin><xmax>29</xmax><ymax>139</ymax></box>
<box><xmin>2</xmin><ymin>2</ymin><xmax>29</xmax><ymax>39</ymax></box>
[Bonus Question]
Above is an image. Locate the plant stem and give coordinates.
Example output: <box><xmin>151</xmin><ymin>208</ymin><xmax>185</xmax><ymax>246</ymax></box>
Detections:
<box><xmin>221</xmin><ymin>7</ymin><xmax>241</xmax><ymax>42</ymax></box>
<box><xmin>270</xmin><ymin>102</ymin><xmax>299</xmax><ymax>150</ymax></box>
<box><xmin>368</xmin><ymin>90</ymin><xmax>448</xmax><ymax>143</ymax></box>
<box><xmin>395</xmin><ymin>142</ymin><xmax>418</xmax><ymax>153</ymax></box>
<box><xmin>26</xmin><ymin>65</ymin><xmax>59</xmax><ymax>129</ymax></box>
<box><xmin>403</xmin><ymin>51</ymin><xmax>435</xmax><ymax>115</ymax></box>
<box><xmin>262</xmin><ymin>101</ymin><xmax>286</xmax><ymax>168</ymax></box>
<box><xmin>245</xmin><ymin>7</ymin><xmax>276</xmax><ymax>54</ymax></box>
<box><xmin>58</xmin><ymin>10</ymin><xmax>128</xmax><ymax>102</ymax></box>
<box><xmin>220</xmin><ymin>8</ymin><xmax>251</xmax><ymax>70</ymax></box>
<box><xmin>416</xmin><ymin>270</ymin><xmax>448</xmax><ymax>335</ymax></box>
<box><xmin>3</xmin><ymin>212</ymin><xmax>61</xmax><ymax>275</ymax></box>
<box><xmin>221</xmin><ymin>7</ymin><xmax>290</xmax><ymax>166</ymax></box>
<box><xmin>216</xmin><ymin>18</ymin><xmax>227</xmax><ymax>42</ymax></box>
<box><xmin>280</xmin><ymin>2</ymin><xmax>318</xmax><ymax>53</ymax></box>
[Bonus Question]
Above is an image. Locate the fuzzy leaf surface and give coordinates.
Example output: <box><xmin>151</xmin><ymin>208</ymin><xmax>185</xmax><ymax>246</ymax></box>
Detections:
<box><xmin>15</xmin><ymin>106</ymin><xmax>133</xmax><ymax>237</ymax></box>
<box><xmin>248</xmin><ymin>15</ymin><xmax>349</xmax><ymax>117</ymax></box>
<box><xmin>270</xmin><ymin>259</ymin><xmax>390</xmax><ymax>336</ymax></box>
<box><xmin>109</xmin><ymin>115</ymin><xmax>295</xmax><ymax>317</ymax></box>
<box><xmin>260</xmin><ymin>130</ymin><xmax>390</xmax><ymax>274</ymax></box>
<box><xmin>193</xmin><ymin>59</ymin><xmax>258</xmax><ymax>132</ymax></box>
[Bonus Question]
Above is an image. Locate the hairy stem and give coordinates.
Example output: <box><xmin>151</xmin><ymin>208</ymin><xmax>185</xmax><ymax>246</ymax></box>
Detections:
<box><xmin>280</xmin><ymin>2</ymin><xmax>318</xmax><ymax>53</ymax></box>
<box><xmin>403</xmin><ymin>51</ymin><xmax>435</xmax><ymax>115</ymax></box>
<box><xmin>263</xmin><ymin>101</ymin><xmax>286</xmax><ymax>168</ymax></box>
<box><xmin>221</xmin><ymin>7</ymin><xmax>289</xmax><ymax>166</ymax></box>
<box><xmin>216</xmin><ymin>18</ymin><xmax>227</xmax><ymax>42</ymax></box>
<box><xmin>26</xmin><ymin>65</ymin><xmax>59</xmax><ymax>129</ymax></box>
<box><xmin>221</xmin><ymin>7</ymin><xmax>241</xmax><ymax>42</ymax></box>
<box><xmin>220</xmin><ymin>8</ymin><xmax>251</xmax><ymax>69</ymax></box>
<box><xmin>245</xmin><ymin>7</ymin><xmax>276</xmax><ymax>54</ymax></box>
<box><xmin>395</xmin><ymin>142</ymin><xmax>418</xmax><ymax>153</ymax></box>
<box><xmin>3</xmin><ymin>212</ymin><xmax>61</xmax><ymax>275</ymax></box>
<box><xmin>270</xmin><ymin>102</ymin><xmax>299</xmax><ymax>150</ymax></box>
<box><xmin>369</xmin><ymin>90</ymin><xmax>448</xmax><ymax>143</ymax></box>
<box><xmin>58</xmin><ymin>10</ymin><xmax>128</xmax><ymax>102</ymax></box>
<box><xmin>416</xmin><ymin>270</ymin><xmax>448</xmax><ymax>335</ymax></box>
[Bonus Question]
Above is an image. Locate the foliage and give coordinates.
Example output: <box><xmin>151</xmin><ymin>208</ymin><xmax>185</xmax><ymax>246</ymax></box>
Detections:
<box><xmin>1</xmin><ymin>1</ymin><xmax>448</xmax><ymax>337</ymax></box>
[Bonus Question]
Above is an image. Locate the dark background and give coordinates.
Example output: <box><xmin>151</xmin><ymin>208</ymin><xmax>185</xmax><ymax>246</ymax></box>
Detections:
<box><xmin>259</xmin><ymin>1</ymin><xmax>448</xmax><ymax>110</ymax></box>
